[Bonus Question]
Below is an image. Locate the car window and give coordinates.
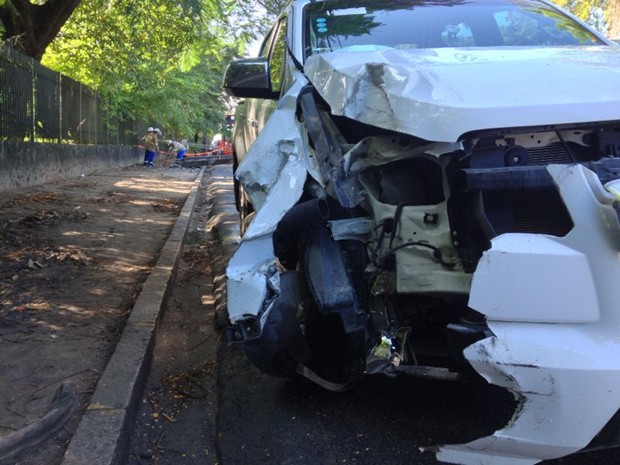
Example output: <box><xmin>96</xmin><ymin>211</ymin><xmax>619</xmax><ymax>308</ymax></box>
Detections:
<box><xmin>259</xmin><ymin>26</ymin><xmax>277</xmax><ymax>58</ymax></box>
<box><xmin>270</xmin><ymin>18</ymin><xmax>288</xmax><ymax>93</ymax></box>
<box><xmin>493</xmin><ymin>9</ymin><xmax>590</xmax><ymax>46</ymax></box>
<box><xmin>304</xmin><ymin>0</ymin><xmax>604</xmax><ymax>57</ymax></box>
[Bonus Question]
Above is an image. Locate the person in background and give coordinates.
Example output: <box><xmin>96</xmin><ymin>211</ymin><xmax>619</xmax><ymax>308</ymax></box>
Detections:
<box><xmin>164</xmin><ymin>139</ymin><xmax>187</xmax><ymax>161</ymax></box>
<box><xmin>142</xmin><ymin>127</ymin><xmax>159</xmax><ymax>167</ymax></box>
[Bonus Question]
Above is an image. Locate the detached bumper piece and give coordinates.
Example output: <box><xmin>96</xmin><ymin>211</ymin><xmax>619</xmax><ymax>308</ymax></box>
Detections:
<box><xmin>230</xmin><ymin>272</ymin><xmax>310</xmax><ymax>377</ymax></box>
<box><xmin>438</xmin><ymin>164</ymin><xmax>620</xmax><ymax>464</ymax></box>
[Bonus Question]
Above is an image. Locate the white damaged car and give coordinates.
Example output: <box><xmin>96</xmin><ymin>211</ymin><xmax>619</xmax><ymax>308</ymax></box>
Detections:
<box><xmin>223</xmin><ymin>0</ymin><xmax>620</xmax><ymax>463</ymax></box>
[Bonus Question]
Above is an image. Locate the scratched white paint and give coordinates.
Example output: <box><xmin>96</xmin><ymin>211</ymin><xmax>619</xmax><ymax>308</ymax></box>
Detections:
<box><xmin>226</xmin><ymin>71</ymin><xmax>309</xmax><ymax>323</ymax></box>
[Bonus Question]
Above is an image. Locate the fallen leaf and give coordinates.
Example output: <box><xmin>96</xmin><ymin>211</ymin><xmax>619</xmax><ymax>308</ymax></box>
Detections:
<box><xmin>24</xmin><ymin>302</ymin><xmax>51</xmax><ymax>311</ymax></box>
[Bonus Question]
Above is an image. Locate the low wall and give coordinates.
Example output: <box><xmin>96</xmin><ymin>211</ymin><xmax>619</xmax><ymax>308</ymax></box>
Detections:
<box><xmin>0</xmin><ymin>141</ymin><xmax>142</xmax><ymax>191</ymax></box>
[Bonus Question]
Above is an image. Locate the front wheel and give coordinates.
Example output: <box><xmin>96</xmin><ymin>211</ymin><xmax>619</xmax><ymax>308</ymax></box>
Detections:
<box><xmin>232</xmin><ymin>157</ymin><xmax>253</xmax><ymax>237</ymax></box>
<box><xmin>237</xmin><ymin>186</ymin><xmax>253</xmax><ymax>237</ymax></box>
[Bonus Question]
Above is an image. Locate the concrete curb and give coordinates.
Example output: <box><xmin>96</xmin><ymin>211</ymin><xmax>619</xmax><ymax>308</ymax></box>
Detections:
<box><xmin>204</xmin><ymin>165</ymin><xmax>240</xmax><ymax>334</ymax></box>
<box><xmin>60</xmin><ymin>167</ymin><xmax>206</xmax><ymax>465</ymax></box>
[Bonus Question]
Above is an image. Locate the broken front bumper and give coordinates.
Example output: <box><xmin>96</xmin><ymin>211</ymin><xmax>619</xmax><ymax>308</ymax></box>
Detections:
<box><xmin>439</xmin><ymin>164</ymin><xmax>620</xmax><ymax>464</ymax></box>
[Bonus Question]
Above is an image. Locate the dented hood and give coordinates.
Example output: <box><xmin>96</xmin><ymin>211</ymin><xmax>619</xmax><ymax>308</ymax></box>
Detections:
<box><xmin>303</xmin><ymin>46</ymin><xmax>620</xmax><ymax>142</ymax></box>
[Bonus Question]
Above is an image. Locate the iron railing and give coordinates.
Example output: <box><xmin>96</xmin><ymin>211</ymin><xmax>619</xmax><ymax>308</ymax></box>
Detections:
<box><xmin>0</xmin><ymin>46</ymin><xmax>145</xmax><ymax>145</ymax></box>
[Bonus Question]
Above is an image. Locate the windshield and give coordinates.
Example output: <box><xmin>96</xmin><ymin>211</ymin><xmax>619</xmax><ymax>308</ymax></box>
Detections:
<box><xmin>304</xmin><ymin>0</ymin><xmax>605</xmax><ymax>57</ymax></box>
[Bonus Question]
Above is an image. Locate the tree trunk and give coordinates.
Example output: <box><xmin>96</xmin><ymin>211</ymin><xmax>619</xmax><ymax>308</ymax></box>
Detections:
<box><xmin>0</xmin><ymin>0</ymin><xmax>82</xmax><ymax>60</ymax></box>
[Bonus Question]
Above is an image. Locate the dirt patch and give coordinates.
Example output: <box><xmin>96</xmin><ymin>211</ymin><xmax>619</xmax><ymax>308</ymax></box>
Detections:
<box><xmin>0</xmin><ymin>164</ymin><xmax>200</xmax><ymax>465</ymax></box>
<box><xmin>127</xmin><ymin>174</ymin><xmax>224</xmax><ymax>465</ymax></box>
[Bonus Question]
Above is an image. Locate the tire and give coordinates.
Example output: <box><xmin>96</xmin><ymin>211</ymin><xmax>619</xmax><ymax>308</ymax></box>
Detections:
<box><xmin>232</xmin><ymin>154</ymin><xmax>253</xmax><ymax>237</ymax></box>
<box><xmin>238</xmin><ymin>188</ymin><xmax>253</xmax><ymax>237</ymax></box>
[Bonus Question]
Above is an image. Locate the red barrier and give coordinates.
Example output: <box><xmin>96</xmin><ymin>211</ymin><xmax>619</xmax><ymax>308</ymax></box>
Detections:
<box><xmin>137</xmin><ymin>145</ymin><xmax>231</xmax><ymax>158</ymax></box>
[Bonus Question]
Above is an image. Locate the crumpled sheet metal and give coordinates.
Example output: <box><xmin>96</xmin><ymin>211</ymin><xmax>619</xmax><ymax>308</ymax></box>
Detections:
<box><xmin>303</xmin><ymin>47</ymin><xmax>620</xmax><ymax>143</ymax></box>
<box><xmin>226</xmin><ymin>77</ymin><xmax>308</xmax><ymax>323</ymax></box>
<box><xmin>227</xmin><ymin>43</ymin><xmax>620</xmax><ymax>463</ymax></box>
<box><xmin>438</xmin><ymin>164</ymin><xmax>620</xmax><ymax>464</ymax></box>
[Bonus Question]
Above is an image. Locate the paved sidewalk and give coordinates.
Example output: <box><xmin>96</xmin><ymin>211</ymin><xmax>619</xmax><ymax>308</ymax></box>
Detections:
<box><xmin>0</xmin><ymin>163</ymin><xmax>206</xmax><ymax>465</ymax></box>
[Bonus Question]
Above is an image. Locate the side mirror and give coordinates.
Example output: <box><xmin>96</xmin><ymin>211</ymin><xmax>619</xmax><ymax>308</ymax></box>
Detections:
<box><xmin>223</xmin><ymin>58</ymin><xmax>279</xmax><ymax>99</ymax></box>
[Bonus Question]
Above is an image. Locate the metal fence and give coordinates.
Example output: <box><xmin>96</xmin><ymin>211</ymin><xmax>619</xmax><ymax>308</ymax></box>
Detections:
<box><xmin>0</xmin><ymin>46</ymin><xmax>145</xmax><ymax>145</ymax></box>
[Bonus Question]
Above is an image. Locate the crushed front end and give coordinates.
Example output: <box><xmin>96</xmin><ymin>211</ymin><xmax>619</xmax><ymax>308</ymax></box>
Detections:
<box><xmin>226</xmin><ymin>46</ymin><xmax>620</xmax><ymax>464</ymax></box>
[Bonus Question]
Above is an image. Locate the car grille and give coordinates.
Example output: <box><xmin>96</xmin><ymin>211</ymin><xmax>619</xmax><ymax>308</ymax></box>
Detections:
<box><xmin>528</xmin><ymin>142</ymin><xmax>599</xmax><ymax>165</ymax></box>
<box><xmin>482</xmin><ymin>142</ymin><xmax>598</xmax><ymax>237</ymax></box>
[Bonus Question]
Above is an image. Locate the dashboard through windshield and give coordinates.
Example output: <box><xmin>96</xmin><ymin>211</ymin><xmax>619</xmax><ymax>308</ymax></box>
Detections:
<box><xmin>303</xmin><ymin>0</ymin><xmax>604</xmax><ymax>58</ymax></box>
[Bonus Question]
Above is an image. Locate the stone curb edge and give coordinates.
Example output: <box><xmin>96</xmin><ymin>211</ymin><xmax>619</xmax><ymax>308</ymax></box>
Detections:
<box><xmin>60</xmin><ymin>167</ymin><xmax>206</xmax><ymax>465</ymax></box>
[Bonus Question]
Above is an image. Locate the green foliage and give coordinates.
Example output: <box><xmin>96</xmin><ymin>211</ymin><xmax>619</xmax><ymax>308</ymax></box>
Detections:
<box><xmin>255</xmin><ymin>0</ymin><xmax>291</xmax><ymax>17</ymax></box>
<box><xmin>552</xmin><ymin>0</ymin><xmax>616</xmax><ymax>36</ymax></box>
<box><xmin>42</xmin><ymin>0</ymin><xmax>252</xmax><ymax>138</ymax></box>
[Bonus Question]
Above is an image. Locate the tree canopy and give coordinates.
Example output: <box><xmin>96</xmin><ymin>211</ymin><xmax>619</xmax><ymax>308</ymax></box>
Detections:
<box><xmin>40</xmin><ymin>0</ymin><xmax>277</xmax><ymax>139</ymax></box>
<box><xmin>5</xmin><ymin>0</ymin><xmax>617</xmax><ymax>141</ymax></box>
<box><xmin>554</xmin><ymin>0</ymin><xmax>619</xmax><ymax>37</ymax></box>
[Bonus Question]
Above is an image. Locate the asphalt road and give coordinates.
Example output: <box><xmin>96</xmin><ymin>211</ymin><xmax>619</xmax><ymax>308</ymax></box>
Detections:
<box><xmin>128</xmin><ymin>164</ymin><xmax>620</xmax><ymax>465</ymax></box>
